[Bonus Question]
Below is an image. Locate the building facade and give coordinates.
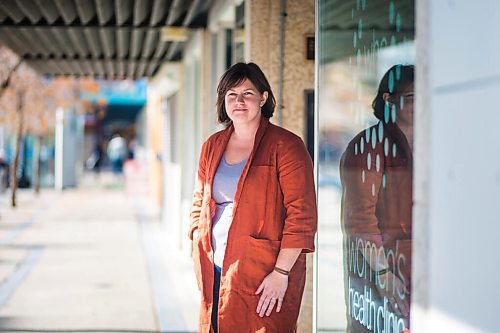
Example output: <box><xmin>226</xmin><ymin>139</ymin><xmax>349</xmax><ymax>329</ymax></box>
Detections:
<box><xmin>149</xmin><ymin>0</ymin><xmax>500</xmax><ymax>332</ymax></box>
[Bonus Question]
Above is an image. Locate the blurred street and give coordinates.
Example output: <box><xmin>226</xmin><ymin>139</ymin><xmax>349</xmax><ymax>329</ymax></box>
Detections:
<box><xmin>0</xmin><ymin>172</ymin><xmax>199</xmax><ymax>333</ymax></box>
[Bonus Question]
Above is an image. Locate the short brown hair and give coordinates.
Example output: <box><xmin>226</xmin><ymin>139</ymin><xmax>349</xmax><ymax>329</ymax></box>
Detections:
<box><xmin>216</xmin><ymin>62</ymin><xmax>276</xmax><ymax>124</ymax></box>
<box><xmin>372</xmin><ymin>64</ymin><xmax>414</xmax><ymax>121</ymax></box>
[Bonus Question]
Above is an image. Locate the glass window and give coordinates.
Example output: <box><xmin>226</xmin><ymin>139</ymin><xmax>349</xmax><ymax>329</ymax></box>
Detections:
<box><xmin>316</xmin><ymin>1</ymin><xmax>415</xmax><ymax>332</ymax></box>
<box><xmin>234</xmin><ymin>1</ymin><xmax>245</xmax><ymax>63</ymax></box>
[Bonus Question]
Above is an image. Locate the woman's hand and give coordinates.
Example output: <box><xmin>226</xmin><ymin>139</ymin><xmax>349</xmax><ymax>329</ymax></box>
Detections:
<box><xmin>192</xmin><ymin>229</ymin><xmax>199</xmax><ymax>241</ymax></box>
<box><xmin>376</xmin><ymin>271</ymin><xmax>410</xmax><ymax>318</ymax></box>
<box><xmin>255</xmin><ymin>271</ymin><xmax>289</xmax><ymax>317</ymax></box>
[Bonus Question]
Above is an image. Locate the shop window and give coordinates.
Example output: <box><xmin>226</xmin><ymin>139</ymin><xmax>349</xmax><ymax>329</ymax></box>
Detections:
<box><xmin>316</xmin><ymin>1</ymin><xmax>415</xmax><ymax>332</ymax></box>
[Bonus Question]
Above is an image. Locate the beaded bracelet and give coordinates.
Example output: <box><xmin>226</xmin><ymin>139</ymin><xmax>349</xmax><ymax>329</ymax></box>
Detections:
<box><xmin>274</xmin><ymin>266</ymin><xmax>290</xmax><ymax>276</ymax></box>
<box><xmin>376</xmin><ymin>267</ymin><xmax>391</xmax><ymax>275</ymax></box>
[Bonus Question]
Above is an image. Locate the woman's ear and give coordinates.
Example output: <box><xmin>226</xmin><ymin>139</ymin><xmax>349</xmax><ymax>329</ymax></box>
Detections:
<box><xmin>382</xmin><ymin>92</ymin><xmax>393</xmax><ymax>106</ymax></box>
<box><xmin>260</xmin><ymin>91</ymin><xmax>269</xmax><ymax>107</ymax></box>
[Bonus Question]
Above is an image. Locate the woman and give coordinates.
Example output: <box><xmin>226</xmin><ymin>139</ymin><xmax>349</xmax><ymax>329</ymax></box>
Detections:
<box><xmin>340</xmin><ymin>65</ymin><xmax>414</xmax><ymax>333</ymax></box>
<box><xmin>189</xmin><ymin>62</ymin><xmax>317</xmax><ymax>332</ymax></box>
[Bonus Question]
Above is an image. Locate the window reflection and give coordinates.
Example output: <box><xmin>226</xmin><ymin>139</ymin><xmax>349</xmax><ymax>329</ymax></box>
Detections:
<box><xmin>340</xmin><ymin>65</ymin><xmax>414</xmax><ymax>332</ymax></box>
<box><xmin>317</xmin><ymin>1</ymin><xmax>415</xmax><ymax>332</ymax></box>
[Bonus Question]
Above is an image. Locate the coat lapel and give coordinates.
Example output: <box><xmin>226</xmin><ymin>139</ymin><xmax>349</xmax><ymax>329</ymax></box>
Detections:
<box><xmin>234</xmin><ymin>117</ymin><xmax>270</xmax><ymax>200</ymax></box>
<box><xmin>385</xmin><ymin>121</ymin><xmax>413</xmax><ymax>166</ymax></box>
<box><xmin>205</xmin><ymin>117</ymin><xmax>270</xmax><ymax>230</ymax></box>
<box><xmin>207</xmin><ymin>124</ymin><xmax>233</xmax><ymax>186</ymax></box>
<box><xmin>207</xmin><ymin>117</ymin><xmax>270</xmax><ymax>192</ymax></box>
<box><xmin>216</xmin><ymin>117</ymin><xmax>270</xmax><ymax>273</ymax></box>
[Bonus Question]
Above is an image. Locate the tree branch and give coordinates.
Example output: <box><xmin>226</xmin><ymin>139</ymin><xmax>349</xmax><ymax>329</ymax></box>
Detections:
<box><xmin>0</xmin><ymin>59</ymin><xmax>22</xmax><ymax>98</ymax></box>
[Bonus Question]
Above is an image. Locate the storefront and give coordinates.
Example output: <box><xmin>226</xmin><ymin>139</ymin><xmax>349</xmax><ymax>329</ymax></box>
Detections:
<box><xmin>147</xmin><ymin>1</ymin><xmax>499</xmax><ymax>332</ymax></box>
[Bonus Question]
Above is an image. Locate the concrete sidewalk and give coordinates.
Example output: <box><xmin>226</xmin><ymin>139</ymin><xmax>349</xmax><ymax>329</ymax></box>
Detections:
<box><xmin>0</xmin><ymin>175</ymin><xmax>199</xmax><ymax>333</ymax></box>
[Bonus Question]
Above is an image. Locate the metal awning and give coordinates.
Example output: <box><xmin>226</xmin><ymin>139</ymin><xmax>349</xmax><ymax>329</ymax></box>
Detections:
<box><xmin>0</xmin><ymin>0</ymin><xmax>213</xmax><ymax>78</ymax></box>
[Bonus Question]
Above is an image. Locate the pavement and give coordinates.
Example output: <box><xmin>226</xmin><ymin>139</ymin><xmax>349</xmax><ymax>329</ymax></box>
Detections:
<box><xmin>0</xmin><ymin>172</ymin><xmax>200</xmax><ymax>333</ymax></box>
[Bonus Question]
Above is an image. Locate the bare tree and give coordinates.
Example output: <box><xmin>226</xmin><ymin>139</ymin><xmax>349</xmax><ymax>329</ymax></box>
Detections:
<box><xmin>0</xmin><ymin>64</ymin><xmax>38</xmax><ymax>207</ymax></box>
<box><xmin>4</xmin><ymin>64</ymin><xmax>40</xmax><ymax>207</ymax></box>
<box><xmin>0</xmin><ymin>46</ymin><xmax>80</xmax><ymax>206</ymax></box>
<box><xmin>0</xmin><ymin>46</ymin><xmax>22</xmax><ymax>97</ymax></box>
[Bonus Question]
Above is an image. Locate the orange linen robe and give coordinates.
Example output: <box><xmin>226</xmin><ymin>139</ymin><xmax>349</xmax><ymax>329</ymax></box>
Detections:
<box><xmin>189</xmin><ymin>117</ymin><xmax>317</xmax><ymax>333</ymax></box>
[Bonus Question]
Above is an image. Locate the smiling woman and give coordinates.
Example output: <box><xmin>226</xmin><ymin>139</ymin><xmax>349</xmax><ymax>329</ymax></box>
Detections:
<box><xmin>215</xmin><ymin>63</ymin><xmax>276</xmax><ymax>125</ymax></box>
<box><xmin>222</xmin><ymin>79</ymin><xmax>267</xmax><ymax>129</ymax></box>
<box><xmin>189</xmin><ymin>62</ymin><xmax>318</xmax><ymax>332</ymax></box>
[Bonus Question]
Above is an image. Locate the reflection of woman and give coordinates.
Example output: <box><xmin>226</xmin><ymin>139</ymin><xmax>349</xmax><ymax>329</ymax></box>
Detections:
<box><xmin>340</xmin><ymin>65</ymin><xmax>414</xmax><ymax>333</ymax></box>
<box><xmin>189</xmin><ymin>62</ymin><xmax>317</xmax><ymax>332</ymax></box>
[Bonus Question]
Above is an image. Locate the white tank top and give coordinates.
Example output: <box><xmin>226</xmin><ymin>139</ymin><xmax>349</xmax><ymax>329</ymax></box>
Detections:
<box><xmin>211</xmin><ymin>154</ymin><xmax>247</xmax><ymax>268</ymax></box>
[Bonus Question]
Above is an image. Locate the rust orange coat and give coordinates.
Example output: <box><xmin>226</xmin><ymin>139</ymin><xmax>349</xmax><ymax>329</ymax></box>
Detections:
<box><xmin>189</xmin><ymin>117</ymin><xmax>317</xmax><ymax>333</ymax></box>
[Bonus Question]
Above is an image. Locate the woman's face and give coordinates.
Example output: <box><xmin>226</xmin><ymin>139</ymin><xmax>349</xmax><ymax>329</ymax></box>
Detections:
<box><xmin>396</xmin><ymin>83</ymin><xmax>414</xmax><ymax>128</ymax></box>
<box><xmin>224</xmin><ymin>79</ymin><xmax>268</xmax><ymax>127</ymax></box>
<box><xmin>384</xmin><ymin>83</ymin><xmax>414</xmax><ymax>128</ymax></box>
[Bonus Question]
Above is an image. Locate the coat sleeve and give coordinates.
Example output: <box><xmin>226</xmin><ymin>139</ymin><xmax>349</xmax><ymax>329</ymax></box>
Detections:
<box><xmin>188</xmin><ymin>140</ymin><xmax>209</xmax><ymax>240</ymax></box>
<box><xmin>277</xmin><ymin>135</ymin><xmax>317</xmax><ymax>253</ymax></box>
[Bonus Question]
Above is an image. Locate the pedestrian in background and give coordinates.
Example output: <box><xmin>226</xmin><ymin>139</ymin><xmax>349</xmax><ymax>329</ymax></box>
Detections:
<box><xmin>86</xmin><ymin>143</ymin><xmax>104</xmax><ymax>174</ymax></box>
<box><xmin>107</xmin><ymin>133</ymin><xmax>128</xmax><ymax>175</ymax></box>
<box><xmin>0</xmin><ymin>149</ymin><xmax>9</xmax><ymax>192</ymax></box>
<box><xmin>189</xmin><ymin>62</ymin><xmax>317</xmax><ymax>332</ymax></box>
